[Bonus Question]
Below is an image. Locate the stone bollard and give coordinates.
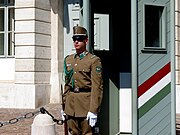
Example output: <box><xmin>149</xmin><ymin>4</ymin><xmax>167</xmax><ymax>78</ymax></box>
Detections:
<box><xmin>31</xmin><ymin>114</ymin><xmax>56</xmax><ymax>135</ymax></box>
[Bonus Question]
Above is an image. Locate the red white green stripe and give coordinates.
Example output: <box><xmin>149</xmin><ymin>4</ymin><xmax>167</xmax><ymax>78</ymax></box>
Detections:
<box><xmin>138</xmin><ymin>62</ymin><xmax>171</xmax><ymax>118</ymax></box>
<box><xmin>138</xmin><ymin>72</ymin><xmax>171</xmax><ymax>108</ymax></box>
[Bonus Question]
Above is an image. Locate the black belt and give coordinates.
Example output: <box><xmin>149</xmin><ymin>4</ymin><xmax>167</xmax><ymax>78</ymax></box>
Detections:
<box><xmin>70</xmin><ymin>87</ymin><xmax>91</xmax><ymax>93</ymax></box>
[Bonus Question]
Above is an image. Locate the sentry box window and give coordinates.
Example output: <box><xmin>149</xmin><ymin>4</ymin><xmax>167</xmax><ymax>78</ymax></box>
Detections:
<box><xmin>143</xmin><ymin>5</ymin><xmax>166</xmax><ymax>51</ymax></box>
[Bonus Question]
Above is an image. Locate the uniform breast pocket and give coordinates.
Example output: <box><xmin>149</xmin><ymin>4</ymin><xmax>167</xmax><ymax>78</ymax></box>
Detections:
<box><xmin>79</xmin><ymin>67</ymin><xmax>91</xmax><ymax>78</ymax></box>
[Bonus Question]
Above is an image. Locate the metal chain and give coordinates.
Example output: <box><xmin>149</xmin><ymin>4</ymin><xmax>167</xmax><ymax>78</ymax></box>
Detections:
<box><xmin>40</xmin><ymin>107</ymin><xmax>63</xmax><ymax>125</ymax></box>
<box><xmin>0</xmin><ymin>107</ymin><xmax>63</xmax><ymax>128</ymax></box>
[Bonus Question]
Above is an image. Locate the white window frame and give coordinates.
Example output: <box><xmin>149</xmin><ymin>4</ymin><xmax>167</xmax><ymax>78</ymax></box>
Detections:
<box><xmin>0</xmin><ymin>0</ymin><xmax>15</xmax><ymax>58</ymax></box>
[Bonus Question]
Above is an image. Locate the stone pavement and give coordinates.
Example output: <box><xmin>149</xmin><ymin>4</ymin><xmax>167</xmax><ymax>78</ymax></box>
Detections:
<box><xmin>1</xmin><ymin>103</ymin><xmax>180</xmax><ymax>135</ymax></box>
<box><xmin>0</xmin><ymin>103</ymin><xmax>64</xmax><ymax>135</ymax></box>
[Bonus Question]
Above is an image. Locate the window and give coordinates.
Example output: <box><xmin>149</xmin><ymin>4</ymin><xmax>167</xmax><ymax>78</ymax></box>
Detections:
<box><xmin>143</xmin><ymin>4</ymin><xmax>166</xmax><ymax>51</ymax></box>
<box><xmin>0</xmin><ymin>0</ymin><xmax>15</xmax><ymax>57</ymax></box>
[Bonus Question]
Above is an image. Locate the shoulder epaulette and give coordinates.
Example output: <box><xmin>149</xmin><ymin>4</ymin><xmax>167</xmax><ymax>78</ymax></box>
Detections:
<box><xmin>91</xmin><ymin>55</ymin><xmax>97</xmax><ymax>59</ymax></box>
<box><xmin>64</xmin><ymin>55</ymin><xmax>69</xmax><ymax>61</ymax></box>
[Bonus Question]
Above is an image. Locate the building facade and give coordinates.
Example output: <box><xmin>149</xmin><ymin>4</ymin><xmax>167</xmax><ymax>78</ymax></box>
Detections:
<box><xmin>0</xmin><ymin>0</ymin><xmax>64</xmax><ymax>108</ymax></box>
<box><xmin>0</xmin><ymin>0</ymin><xmax>179</xmax><ymax>134</ymax></box>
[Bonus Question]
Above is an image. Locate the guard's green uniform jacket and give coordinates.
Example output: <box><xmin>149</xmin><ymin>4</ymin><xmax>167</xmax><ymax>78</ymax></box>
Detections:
<box><xmin>63</xmin><ymin>51</ymin><xmax>103</xmax><ymax>117</ymax></box>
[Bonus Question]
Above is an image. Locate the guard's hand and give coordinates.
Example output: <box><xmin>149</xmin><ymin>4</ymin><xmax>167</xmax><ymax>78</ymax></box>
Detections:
<box><xmin>61</xmin><ymin>110</ymin><xmax>66</xmax><ymax>121</ymax></box>
<box><xmin>86</xmin><ymin>112</ymin><xmax>97</xmax><ymax>127</ymax></box>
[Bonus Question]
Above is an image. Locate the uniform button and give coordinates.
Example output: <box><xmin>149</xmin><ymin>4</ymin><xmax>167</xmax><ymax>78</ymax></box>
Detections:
<box><xmin>75</xmin><ymin>63</ymin><xmax>77</xmax><ymax>66</ymax></box>
<box><xmin>74</xmin><ymin>71</ymin><xmax>77</xmax><ymax>74</ymax></box>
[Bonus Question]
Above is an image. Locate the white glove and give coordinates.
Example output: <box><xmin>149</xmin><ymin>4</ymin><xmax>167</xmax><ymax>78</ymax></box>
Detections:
<box><xmin>61</xmin><ymin>110</ymin><xmax>66</xmax><ymax>121</ymax></box>
<box><xmin>86</xmin><ymin>112</ymin><xmax>97</xmax><ymax>127</ymax></box>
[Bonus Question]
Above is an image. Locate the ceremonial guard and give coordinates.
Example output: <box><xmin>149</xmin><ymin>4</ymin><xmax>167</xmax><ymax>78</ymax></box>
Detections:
<box><xmin>62</xmin><ymin>25</ymin><xmax>103</xmax><ymax>135</ymax></box>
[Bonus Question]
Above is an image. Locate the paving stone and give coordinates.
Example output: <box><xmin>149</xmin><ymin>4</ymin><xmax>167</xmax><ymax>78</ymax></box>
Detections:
<box><xmin>0</xmin><ymin>103</ymin><xmax>64</xmax><ymax>135</ymax></box>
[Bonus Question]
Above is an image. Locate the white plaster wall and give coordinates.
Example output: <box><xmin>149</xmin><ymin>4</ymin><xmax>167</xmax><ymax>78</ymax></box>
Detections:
<box><xmin>0</xmin><ymin>84</ymin><xmax>35</xmax><ymax>108</ymax></box>
<box><xmin>0</xmin><ymin>59</ymin><xmax>15</xmax><ymax>81</ymax></box>
<box><xmin>176</xmin><ymin>86</ymin><xmax>180</xmax><ymax>113</ymax></box>
<box><xmin>11</xmin><ymin>0</ymin><xmax>51</xmax><ymax>108</ymax></box>
<box><xmin>50</xmin><ymin>0</ymin><xmax>64</xmax><ymax>103</ymax></box>
<box><xmin>0</xmin><ymin>84</ymin><xmax>15</xmax><ymax>107</ymax></box>
<box><xmin>0</xmin><ymin>84</ymin><xmax>50</xmax><ymax>109</ymax></box>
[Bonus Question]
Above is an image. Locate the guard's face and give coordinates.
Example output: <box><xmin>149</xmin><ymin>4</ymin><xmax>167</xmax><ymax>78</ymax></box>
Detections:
<box><xmin>72</xmin><ymin>35</ymin><xmax>88</xmax><ymax>53</ymax></box>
